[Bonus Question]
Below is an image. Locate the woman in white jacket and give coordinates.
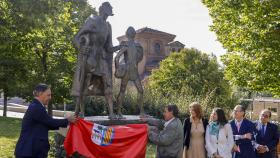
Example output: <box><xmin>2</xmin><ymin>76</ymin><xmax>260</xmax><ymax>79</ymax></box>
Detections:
<box><xmin>205</xmin><ymin>108</ymin><xmax>234</xmax><ymax>158</ymax></box>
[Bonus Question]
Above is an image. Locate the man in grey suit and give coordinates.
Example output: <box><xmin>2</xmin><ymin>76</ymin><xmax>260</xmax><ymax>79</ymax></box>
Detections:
<box><xmin>145</xmin><ymin>104</ymin><xmax>183</xmax><ymax>158</ymax></box>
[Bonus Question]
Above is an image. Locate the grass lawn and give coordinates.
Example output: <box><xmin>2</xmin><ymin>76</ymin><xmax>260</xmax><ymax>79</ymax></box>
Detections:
<box><xmin>0</xmin><ymin>116</ymin><xmax>156</xmax><ymax>158</ymax></box>
<box><xmin>0</xmin><ymin>116</ymin><xmax>22</xmax><ymax>158</ymax></box>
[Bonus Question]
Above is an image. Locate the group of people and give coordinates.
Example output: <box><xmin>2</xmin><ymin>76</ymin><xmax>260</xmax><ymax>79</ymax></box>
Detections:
<box><xmin>14</xmin><ymin>83</ymin><xmax>279</xmax><ymax>158</ymax></box>
<box><xmin>10</xmin><ymin>1</ymin><xmax>278</xmax><ymax>158</ymax></box>
<box><xmin>147</xmin><ymin>103</ymin><xmax>279</xmax><ymax>158</ymax></box>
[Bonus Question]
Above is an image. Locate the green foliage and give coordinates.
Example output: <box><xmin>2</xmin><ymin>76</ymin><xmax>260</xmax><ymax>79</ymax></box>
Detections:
<box><xmin>146</xmin><ymin>143</ymin><xmax>157</xmax><ymax>158</ymax></box>
<box><xmin>0</xmin><ymin>0</ymin><xmax>96</xmax><ymax>111</ymax></box>
<box><xmin>0</xmin><ymin>0</ymin><xmax>28</xmax><ymax>94</ymax></box>
<box><xmin>202</xmin><ymin>0</ymin><xmax>280</xmax><ymax>96</ymax></box>
<box><xmin>16</xmin><ymin>0</ymin><xmax>95</xmax><ymax>104</ymax></box>
<box><xmin>84</xmin><ymin>97</ymin><xmax>107</xmax><ymax>116</ymax></box>
<box><xmin>0</xmin><ymin>0</ymin><xmax>30</xmax><ymax>116</ymax></box>
<box><xmin>149</xmin><ymin>48</ymin><xmax>223</xmax><ymax>95</ymax></box>
<box><xmin>147</xmin><ymin>48</ymin><xmax>236</xmax><ymax>115</ymax></box>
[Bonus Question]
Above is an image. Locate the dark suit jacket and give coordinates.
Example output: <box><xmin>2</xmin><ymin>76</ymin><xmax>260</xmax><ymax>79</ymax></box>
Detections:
<box><xmin>15</xmin><ymin>99</ymin><xmax>68</xmax><ymax>158</ymax></box>
<box><xmin>230</xmin><ymin>118</ymin><xmax>256</xmax><ymax>158</ymax></box>
<box><xmin>254</xmin><ymin>121</ymin><xmax>279</xmax><ymax>158</ymax></box>
<box><xmin>183</xmin><ymin>117</ymin><xmax>208</xmax><ymax>149</ymax></box>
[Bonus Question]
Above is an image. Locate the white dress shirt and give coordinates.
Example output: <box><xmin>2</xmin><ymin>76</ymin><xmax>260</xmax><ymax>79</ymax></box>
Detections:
<box><xmin>164</xmin><ymin>117</ymin><xmax>175</xmax><ymax>128</ymax></box>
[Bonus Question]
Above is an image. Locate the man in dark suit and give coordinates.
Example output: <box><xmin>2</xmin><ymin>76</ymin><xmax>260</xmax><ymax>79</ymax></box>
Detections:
<box><xmin>230</xmin><ymin>105</ymin><xmax>256</xmax><ymax>158</ymax></box>
<box><xmin>14</xmin><ymin>83</ymin><xmax>77</xmax><ymax>158</ymax></box>
<box><xmin>254</xmin><ymin>109</ymin><xmax>279</xmax><ymax>158</ymax></box>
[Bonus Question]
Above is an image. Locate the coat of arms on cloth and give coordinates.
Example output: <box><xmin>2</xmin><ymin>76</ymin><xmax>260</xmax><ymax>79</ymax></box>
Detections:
<box><xmin>91</xmin><ymin>123</ymin><xmax>114</xmax><ymax>146</ymax></box>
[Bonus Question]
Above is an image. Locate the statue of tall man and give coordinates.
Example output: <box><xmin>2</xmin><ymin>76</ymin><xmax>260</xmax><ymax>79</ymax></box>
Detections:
<box><xmin>71</xmin><ymin>2</ymin><xmax>119</xmax><ymax>119</ymax></box>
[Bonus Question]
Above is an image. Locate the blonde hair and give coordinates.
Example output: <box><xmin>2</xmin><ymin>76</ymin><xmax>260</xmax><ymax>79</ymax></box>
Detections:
<box><xmin>189</xmin><ymin>102</ymin><xmax>203</xmax><ymax>119</ymax></box>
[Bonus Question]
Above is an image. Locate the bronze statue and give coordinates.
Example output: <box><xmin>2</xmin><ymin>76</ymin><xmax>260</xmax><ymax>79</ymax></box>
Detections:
<box><xmin>71</xmin><ymin>2</ymin><xmax>120</xmax><ymax>119</ymax></box>
<box><xmin>115</xmin><ymin>27</ymin><xmax>144</xmax><ymax>118</ymax></box>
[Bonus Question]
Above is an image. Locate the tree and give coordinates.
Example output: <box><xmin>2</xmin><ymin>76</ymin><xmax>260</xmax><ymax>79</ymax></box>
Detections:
<box><xmin>149</xmin><ymin>48</ymin><xmax>224</xmax><ymax>95</ymax></box>
<box><xmin>202</xmin><ymin>0</ymin><xmax>280</xmax><ymax>96</ymax></box>
<box><xmin>0</xmin><ymin>0</ymin><xmax>95</xmax><ymax>116</ymax></box>
<box><xmin>0</xmin><ymin>0</ymin><xmax>29</xmax><ymax>116</ymax></box>
<box><xmin>19</xmin><ymin>0</ymin><xmax>95</xmax><ymax>115</ymax></box>
<box><xmin>148</xmin><ymin>48</ymin><xmax>234</xmax><ymax>112</ymax></box>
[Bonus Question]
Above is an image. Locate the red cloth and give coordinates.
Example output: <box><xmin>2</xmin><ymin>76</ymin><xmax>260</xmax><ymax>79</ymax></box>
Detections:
<box><xmin>64</xmin><ymin>119</ymin><xmax>148</xmax><ymax>158</ymax></box>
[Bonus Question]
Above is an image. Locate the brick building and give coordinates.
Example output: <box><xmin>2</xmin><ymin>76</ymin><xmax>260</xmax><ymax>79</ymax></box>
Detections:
<box><xmin>116</xmin><ymin>27</ymin><xmax>185</xmax><ymax>79</ymax></box>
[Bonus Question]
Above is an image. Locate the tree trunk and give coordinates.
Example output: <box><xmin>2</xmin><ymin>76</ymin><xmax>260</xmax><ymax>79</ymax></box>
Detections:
<box><xmin>3</xmin><ymin>88</ymin><xmax>7</xmax><ymax>117</ymax></box>
<box><xmin>48</xmin><ymin>102</ymin><xmax>53</xmax><ymax>117</ymax></box>
<box><xmin>42</xmin><ymin>51</ymin><xmax>53</xmax><ymax>117</ymax></box>
<box><xmin>42</xmin><ymin>52</ymin><xmax>48</xmax><ymax>75</ymax></box>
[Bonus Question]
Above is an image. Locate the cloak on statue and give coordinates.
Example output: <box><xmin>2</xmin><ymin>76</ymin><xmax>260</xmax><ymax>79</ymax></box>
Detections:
<box><xmin>71</xmin><ymin>15</ymin><xmax>114</xmax><ymax>97</ymax></box>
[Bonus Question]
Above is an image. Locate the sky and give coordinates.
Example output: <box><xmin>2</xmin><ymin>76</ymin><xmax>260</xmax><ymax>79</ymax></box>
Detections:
<box><xmin>88</xmin><ymin>0</ymin><xmax>227</xmax><ymax>57</ymax></box>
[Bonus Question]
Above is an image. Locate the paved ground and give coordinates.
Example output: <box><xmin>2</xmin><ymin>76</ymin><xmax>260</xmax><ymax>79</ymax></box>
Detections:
<box><xmin>0</xmin><ymin>97</ymin><xmax>69</xmax><ymax>119</ymax></box>
<box><xmin>0</xmin><ymin>97</ymin><xmax>27</xmax><ymax>105</ymax></box>
<box><xmin>0</xmin><ymin>110</ymin><xmax>25</xmax><ymax>118</ymax></box>
<box><xmin>0</xmin><ymin>110</ymin><xmax>63</xmax><ymax>119</ymax></box>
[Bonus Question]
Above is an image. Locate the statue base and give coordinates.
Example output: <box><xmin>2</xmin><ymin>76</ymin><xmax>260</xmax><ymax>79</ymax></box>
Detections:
<box><xmin>57</xmin><ymin>115</ymin><xmax>151</xmax><ymax>137</ymax></box>
<box><xmin>85</xmin><ymin>115</ymin><xmax>145</xmax><ymax>125</ymax></box>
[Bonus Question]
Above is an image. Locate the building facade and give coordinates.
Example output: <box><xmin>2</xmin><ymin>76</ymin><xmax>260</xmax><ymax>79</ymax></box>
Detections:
<box><xmin>243</xmin><ymin>97</ymin><xmax>280</xmax><ymax>121</ymax></box>
<box><xmin>116</xmin><ymin>27</ymin><xmax>185</xmax><ymax>79</ymax></box>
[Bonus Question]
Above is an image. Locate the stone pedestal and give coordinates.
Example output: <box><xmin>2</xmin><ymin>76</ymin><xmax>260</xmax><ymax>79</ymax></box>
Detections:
<box><xmin>85</xmin><ymin>115</ymin><xmax>144</xmax><ymax>125</ymax></box>
<box><xmin>57</xmin><ymin>115</ymin><xmax>146</xmax><ymax>137</ymax></box>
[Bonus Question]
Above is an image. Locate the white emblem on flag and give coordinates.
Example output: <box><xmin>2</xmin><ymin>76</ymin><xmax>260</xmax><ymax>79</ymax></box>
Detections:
<box><xmin>91</xmin><ymin>123</ymin><xmax>114</xmax><ymax>146</ymax></box>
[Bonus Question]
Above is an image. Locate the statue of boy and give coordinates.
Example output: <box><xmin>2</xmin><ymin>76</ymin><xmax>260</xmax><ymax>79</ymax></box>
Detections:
<box><xmin>114</xmin><ymin>27</ymin><xmax>144</xmax><ymax>118</ymax></box>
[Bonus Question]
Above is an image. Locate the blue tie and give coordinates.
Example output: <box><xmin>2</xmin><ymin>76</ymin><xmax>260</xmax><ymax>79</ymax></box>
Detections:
<box><xmin>261</xmin><ymin>124</ymin><xmax>265</xmax><ymax>137</ymax></box>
